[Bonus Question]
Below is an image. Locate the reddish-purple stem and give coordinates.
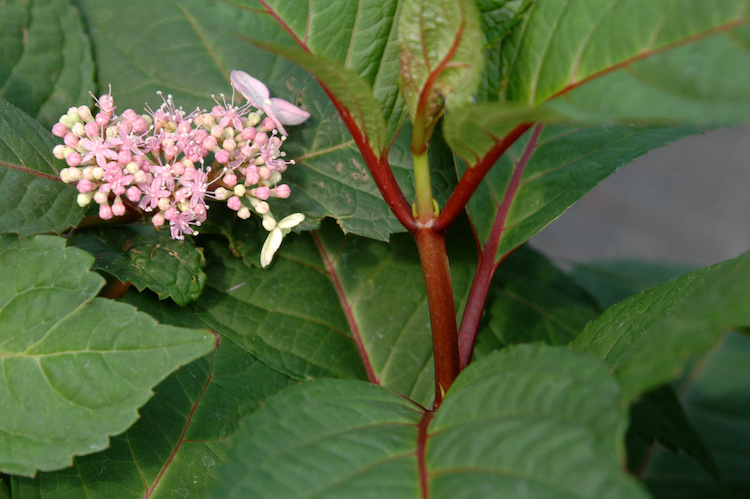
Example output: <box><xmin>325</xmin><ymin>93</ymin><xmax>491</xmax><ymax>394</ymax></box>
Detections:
<box><xmin>458</xmin><ymin>124</ymin><xmax>543</xmax><ymax>368</ymax></box>
<box><xmin>434</xmin><ymin>123</ymin><xmax>533</xmax><ymax>233</ymax></box>
<box><xmin>311</xmin><ymin>231</ymin><xmax>378</xmax><ymax>384</ymax></box>
<box><xmin>415</xmin><ymin>229</ymin><xmax>460</xmax><ymax>407</ymax></box>
<box><xmin>0</xmin><ymin>161</ymin><xmax>63</xmax><ymax>181</ymax></box>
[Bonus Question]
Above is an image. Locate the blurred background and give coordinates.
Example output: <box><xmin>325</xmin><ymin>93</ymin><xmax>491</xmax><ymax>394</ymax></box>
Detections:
<box><xmin>529</xmin><ymin>123</ymin><xmax>750</xmax><ymax>269</ymax></box>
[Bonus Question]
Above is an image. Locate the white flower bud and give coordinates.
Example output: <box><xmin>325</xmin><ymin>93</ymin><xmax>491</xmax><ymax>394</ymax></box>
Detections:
<box><xmin>125</xmin><ymin>161</ymin><xmax>140</xmax><ymax>174</ymax></box>
<box><xmin>237</xmin><ymin>207</ymin><xmax>251</xmax><ymax>219</ymax></box>
<box><xmin>247</xmin><ymin>112</ymin><xmax>261</xmax><ymax>126</ymax></box>
<box><xmin>92</xmin><ymin>167</ymin><xmax>104</xmax><ymax>180</ymax></box>
<box><xmin>66</xmin><ymin>167</ymin><xmax>83</xmax><ymax>182</ymax></box>
<box><xmin>93</xmin><ymin>191</ymin><xmax>108</xmax><ymax>204</ymax></box>
<box><xmin>233</xmin><ymin>184</ymin><xmax>246</xmax><ymax>197</ymax></box>
<box><xmin>214</xmin><ymin>187</ymin><xmax>231</xmax><ymax>200</ymax></box>
<box><xmin>77</xmin><ymin>105</ymin><xmax>93</xmax><ymax>122</ymax></box>
<box><xmin>262</xmin><ymin>213</ymin><xmax>276</xmax><ymax>231</ymax></box>
<box><xmin>71</xmin><ymin>122</ymin><xmax>86</xmax><ymax>137</ymax></box>
<box><xmin>53</xmin><ymin>145</ymin><xmax>67</xmax><ymax>160</ymax></box>
<box><xmin>157</xmin><ymin>197</ymin><xmax>171</xmax><ymax>211</ymax></box>
<box><xmin>76</xmin><ymin>192</ymin><xmax>94</xmax><ymax>207</ymax></box>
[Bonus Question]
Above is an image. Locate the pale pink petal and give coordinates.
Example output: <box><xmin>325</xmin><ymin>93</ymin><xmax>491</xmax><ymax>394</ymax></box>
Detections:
<box><xmin>230</xmin><ymin>70</ymin><xmax>269</xmax><ymax>108</ymax></box>
<box><xmin>269</xmin><ymin>98</ymin><xmax>310</xmax><ymax>125</ymax></box>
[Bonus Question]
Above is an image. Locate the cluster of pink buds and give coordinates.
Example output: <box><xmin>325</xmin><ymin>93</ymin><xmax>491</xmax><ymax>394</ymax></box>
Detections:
<box><xmin>52</xmin><ymin>71</ymin><xmax>310</xmax><ymax>267</ymax></box>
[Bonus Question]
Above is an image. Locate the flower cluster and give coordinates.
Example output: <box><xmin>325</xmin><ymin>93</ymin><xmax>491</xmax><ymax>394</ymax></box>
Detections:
<box><xmin>52</xmin><ymin>71</ymin><xmax>310</xmax><ymax>267</ymax></box>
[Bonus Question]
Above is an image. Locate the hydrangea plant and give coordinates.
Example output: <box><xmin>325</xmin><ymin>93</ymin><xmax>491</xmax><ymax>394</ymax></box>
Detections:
<box><xmin>0</xmin><ymin>0</ymin><xmax>749</xmax><ymax>498</ymax></box>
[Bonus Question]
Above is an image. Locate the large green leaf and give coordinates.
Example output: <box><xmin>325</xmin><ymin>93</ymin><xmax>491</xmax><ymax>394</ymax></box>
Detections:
<box><xmin>501</xmin><ymin>0</ymin><xmax>750</xmax><ymax>123</ymax></box>
<box><xmin>463</xmin><ymin>123</ymin><xmax>700</xmax><ymax>263</ymax></box>
<box><xmin>192</xmin><ymin>236</ymin><xmax>368</xmax><ymax>381</ymax></box>
<box><xmin>472</xmin><ymin>245</ymin><xmax>600</xmax><ymax>358</ymax></box>
<box><xmin>0</xmin><ymin>0</ymin><xmax>94</xmax><ymax>127</ymax></box>
<box><xmin>12</xmin><ymin>291</ymin><xmax>294</xmax><ymax>498</ymax></box>
<box><xmin>0</xmin><ymin>99</ymin><xmax>84</xmax><ymax>237</ymax></box>
<box><xmin>69</xmin><ymin>225</ymin><xmax>207</xmax><ymax>306</ymax></box>
<box><xmin>0</xmin><ymin>235</ymin><xmax>216</xmax><ymax>476</ymax></box>
<box><xmin>641</xmin><ymin>332</ymin><xmax>750</xmax><ymax>498</ymax></box>
<box><xmin>574</xmin><ymin>248</ymin><xmax>750</xmax><ymax>402</ymax></box>
<box><xmin>212</xmin><ymin>345</ymin><xmax>645</xmax><ymax>497</ymax></box>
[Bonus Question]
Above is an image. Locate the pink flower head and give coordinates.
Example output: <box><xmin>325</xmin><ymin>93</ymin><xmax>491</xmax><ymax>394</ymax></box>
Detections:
<box><xmin>230</xmin><ymin>70</ymin><xmax>310</xmax><ymax>135</ymax></box>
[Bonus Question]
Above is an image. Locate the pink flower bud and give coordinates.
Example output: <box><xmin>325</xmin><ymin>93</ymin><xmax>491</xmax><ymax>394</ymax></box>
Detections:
<box><xmin>202</xmin><ymin>136</ymin><xmax>218</xmax><ymax>151</ymax></box>
<box><xmin>84</xmin><ymin>121</ymin><xmax>100</xmax><ymax>137</ymax></box>
<box><xmin>254</xmin><ymin>185</ymin><xmax>270</xmax><ymax>200</ymax></box>
<box><xmin>245</xmin><ymin>165</ymin><xmax>260</xmax><ymax>185</ymax></box>
<box><xmin>52</xmin><ymin>123</ymin><xmax>69</xmax><ymax>137</ymax></box>
<box><xmin>260</xmin><ymin>117</ymin><xmax>276</xmax><ymax>131</ymax></box>
<box><xmin>164</xmin><ymin>206</ymin><xmax>179</xmax><ymax>221</ymax></box>
<box><xmin>227</xmin><ymin>195</ymin><xmax>242</xmax><ymax>211</ymax></box>
<box><xmin>126</xmin><ymin>186</ymin><xmax>141</xmax><ymax>202</ymax></box>
<box><xmin>98</xmin><ymin>94</ymin><xmax>115</xmax><ymax>113</ymax></box>
<box><xmin>65</xmin><ymin>152</ymin><xmax>82</xmax><ymax>167</ymax></box>
<box><xmin>274</xmin><ymin>184</ymin><xmax>291</xmax><ymax>198</ymax></box>
<box><xmin>152</xmin><ymin>212</ymin><xmax>165</xmax><ymax>227</ymax></box>
<box><xmin>64</xmin><ymin>133</ymin><xmax>79</xmax><ymax>148</ymax></box>
<box><xmin>77</xmin><ymin>179</ymin><xmax>95</xmax><ymax>193</ymax></box>
<box><xmin>240</xmin><ymin>127</ymin><xmax>256</xmax><ymax>141</ymax></box>
<box><xmin>215</xmin><ymin>149</ymin><xmax>230</xmax><ymax>164</ymax></box>
<box><xmin>99</xmin><ymin>203</ymin><xmax>113</xmax><ymax>220</ymax></box>
<box><xmin>112</xmin><ymin>197</ymin><xmax>126</xmax><ymax>216</ymax></box>
<box><xmin>223</xmin><ymin>172</ymin><xmax>238</xmax><ymax>187</ymax></box>
<box><xmin>95</xmin><ymin>112</ymin><xmax>110</xmax><ymax>127</ymax></box>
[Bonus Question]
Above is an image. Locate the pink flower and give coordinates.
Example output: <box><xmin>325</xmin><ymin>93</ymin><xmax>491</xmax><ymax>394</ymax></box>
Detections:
<box><xmin>230</xmin><ymin>70</ymin><xmax>310</xmax><ymax>135</ymax></box>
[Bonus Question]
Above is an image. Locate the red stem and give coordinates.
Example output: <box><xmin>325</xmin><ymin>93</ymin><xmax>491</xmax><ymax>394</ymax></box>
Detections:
<box><xmin>311</xmin><ymin>231</ymin><xmax>379</xmax><ymax>384</ymax></box>
<box><xmin>434</xmin><ymin>123</ymin><xmax>533</xmax><ymax>233</ymax></box>
<box><xmin>457</xmin><ymin>124</ymin><xmax>543</xmax><ymax>367</ymax></box>
<box><xmin>414</xmin><ymin>229</ymin><xmax>460</xmax><ymax>408</ymax></box>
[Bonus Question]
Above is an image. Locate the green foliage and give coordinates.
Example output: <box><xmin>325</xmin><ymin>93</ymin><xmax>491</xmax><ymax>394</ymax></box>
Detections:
<box><xmin>69</xmin><ymin>225</ymin><xmax>207</xmax><ymax>306</ymax></box>
<box><xmin>213</xmin><ymin>345</ymin><xmax>646</xmax><ymax>498</ymax></box>
<box><xmin>0</xmin><ymin>99</ymin><xmax>84</xmax><ymax>237</ymax></box>
<box><xmin>0</xmin><ymin>236</ymin><xmax>215</xmax><ymax>476</ymax></box>
<box><xmin>0</xmin><ymin>0</ymin><xmax>748</xmax><ymax>496</ymax></box>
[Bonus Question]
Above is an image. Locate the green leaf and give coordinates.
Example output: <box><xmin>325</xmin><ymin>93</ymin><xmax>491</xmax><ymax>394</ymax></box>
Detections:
<box><xmin>194</xmin><ymin>0</ymin><xmax>406</xmax><ymax>146</ymax></box>
<box><xmin>574</xmin><ymin>249</ymin><xmax>750</xmax><ymax>402</ymax></box>
<box><xmin>0</xmin><ymin>0</ymin><xmax>94</xmax><ymax>127</ymax></box>
<box><xmin>68</xmin><ymin>224</ymin><xmax>207</xmax><ymax>306</ymax></box>
<box><xmin>502</xmin><ymin>0</ymin><xmax>750</xmax><ymax>123</ymax></box>
<box><xmin>476</xmin><ymin>0</ymin><xmax>533</xmax><ymax>103</ymax></box>
<box><xmin>428</xmin><ymin>345</ymin><xmax>646</xmax><ymax>498</ymax></box>
<box><xmin>627</xmin><ymin>385</ymin><xmax>721</xmax><ymax>484</ymax></box>
<box><xmin>193</xmin><ymin>236</ymin><xmax>368</xmax><ymax>381</ymax></box>
<box><xmin>398</xmin><ymin>0</ymin><xmax>483</xmax><ymax>128</ymax></box>
<box><xmin>641</xmin><ymin>332</ymin><xmax>750</xmax><ymax>497</ymax></box>
<box><xmin>310</xmin><ymin>217</ymin><xmax>476</xmax><ymax>408</ymax></box>
<box><xmin>12</xmin><ymin>291</ymin><xmax>295</xmax><ymax>499</ymax></box>
<box><xmin>0</xmin><ymin>99</ymin><xmax>84</xmax><ymax>236</ymax></box>
<box><xmin>0</xmin><ymin>235</ymin><xmax>216</xmax><ymax>476</ymax></box>
<box><xmin>472</xmin><ymin>245</ymin><xmax>600</xmax><ymax>358</ymax></box>
<box><xmin>463</xmin><ymin>123</ymin><xmax>701</xmax><ymax>263</ymax></box>
<box><xmin>569</xmin><ymin>260</ymin><xmax>695</xmax><ymax>310</ymax></box>
<box><xmin>211</xmin><ymin>345</ymin><xmax>646</xmax><ymax>497</ymax></box>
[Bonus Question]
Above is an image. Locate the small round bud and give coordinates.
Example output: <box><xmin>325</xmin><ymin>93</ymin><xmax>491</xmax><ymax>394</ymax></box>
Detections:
<box><xmin>76</xmin><ymin>192</ymin><xmax>94</xmax><ymax>207</ymax></box>
<box><xmin>237</xmin><ymin>206</ymin><xmax>251</xmax><ymax>219</ymax></box>
<box><xmin>227</xmin><ymin>196</ymin><xmax>242</xmax><ymax>211</ymax></box>
<box><xmin>152</xmin><ymin>212</ymin><xmax>166</xmax><ymax>227</ymax></box>
<box><xmin>92</xmin><ymin>167</ymin><xmax>104</xmax><ymax>180</ymax></box>
<box><xmin>53</xmin><ymin>145</ymin><xmax>67</xmax><ymax>159</ymax></box>
<box><xmin>223</xmin><ymin>172</ymin><xmax>238</xmax><ymax>187</ymax></box>
<box><xmin>274</xmin><ymin>184</ymin><xmax>291</xmax><ymax>199</ymax></box>
<box><xmin>223</xmin><ymin>138</ymin><xmax>237</xmax><ymax>152</ymax></box>
<box><xmin>66</xmin><ymin>167</ymin><xmax>83</xmax><ymax>182</ymax></box>
<box><xmin>99</xmin><ymin>203</ymin><xmax>113</xmax><ymax>220</ymax></box>
<box><xmin>262</xmin><ymin>214</ymin><xmax>276</xmax><ymax>231</ymax></box>
<box><xmin>52</xmin><ymin>123</ymin><xmax>69</xmax><ymax>137</ymax></box>
<box><xmin>112</xmin><ymin>197</ymin><xmax>126</xmax><ymax>216</ymax></box>
<box><xmin>65</xmin><ymin>152</ymin><xmax>82</xmax><ymax>167</ymax></box>
<box><xmin>72</xmin><ymin>122</ymin><xmax>86</xmax><ymax>138</ymax></box>
<box><xmin>214</xmin><ymin>187</ymin><xmax>230</xmax><ymax>200</ymax></box>
<box><xmin>93</xmin><ymin>190</ymin><xmax>109</xmax><ymax>204</ymax></box>
<box><xmin>77</xmin><ymin>105</ymin><xmax>93</xmax><ymax>122</ymax></box>
<box><xmin>247</xmin><ymin>112</ymin><xmax>261</xmax><ymax>126</ymax></box>
<box><xmin>157</xmin><ymin>197</ymin><xmax>171</xmax><ymax>212</ymax></box>
<box><xmin>126</xmin><ymin>186</ymin><xmax>141</xmax><ymax>203</ymax></box>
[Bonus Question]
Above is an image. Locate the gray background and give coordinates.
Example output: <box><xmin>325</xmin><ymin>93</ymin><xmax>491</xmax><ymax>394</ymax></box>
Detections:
<box><xmin>529</xmin><ymin>124</ymin><xmax>750</xmax><ymax>268</ymax></box>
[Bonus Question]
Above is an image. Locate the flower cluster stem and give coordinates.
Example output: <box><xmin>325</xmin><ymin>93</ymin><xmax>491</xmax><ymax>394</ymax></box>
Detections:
<box><xmin>413</xmin><ymin>150</ymin><xmax>434</xmax><ymax>222</ymax></box>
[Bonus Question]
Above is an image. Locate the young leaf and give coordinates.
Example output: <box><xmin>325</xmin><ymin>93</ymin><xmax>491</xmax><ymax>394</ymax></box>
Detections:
<box><xmin>641</xmin><ymin>332</ymin><xmax>750</xmax><ymax>497</ymax></box>
<box><xmin>0</xmin><ymin>236</ymin><xmax>216</xmax><ymax>476</ymax></box>
<box><xmin>0</xmin><ymin>99</ymin><xmax>84</xmax><ymax>237</ymax></box>
<box><xmin>12</xmin><ymin>292</ymin><xmax>295</xmax><ymax>498</ymax></box>
<box><xmin>574</xmin><ymin>248</ymin><xmax>750</xmax><ymax>402</ymax></box>
<box><xmin>398</xmin><ymin>0</ymin><xmax>483</xmax><ymax>137</ymax></box>
<box><xmin>211</xmin><ymin>345</ymin><xmax>646</xmax><ymax>497</ymax></box>
<box><xmin>0</xmin><ymin>0</ymin><xmax>94</xmax><ymax>127</ymax></box>
<box><xmin>69</xmin><ymin>225</ymin><xmax>207</xmax><ymax>306</ymax></box>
